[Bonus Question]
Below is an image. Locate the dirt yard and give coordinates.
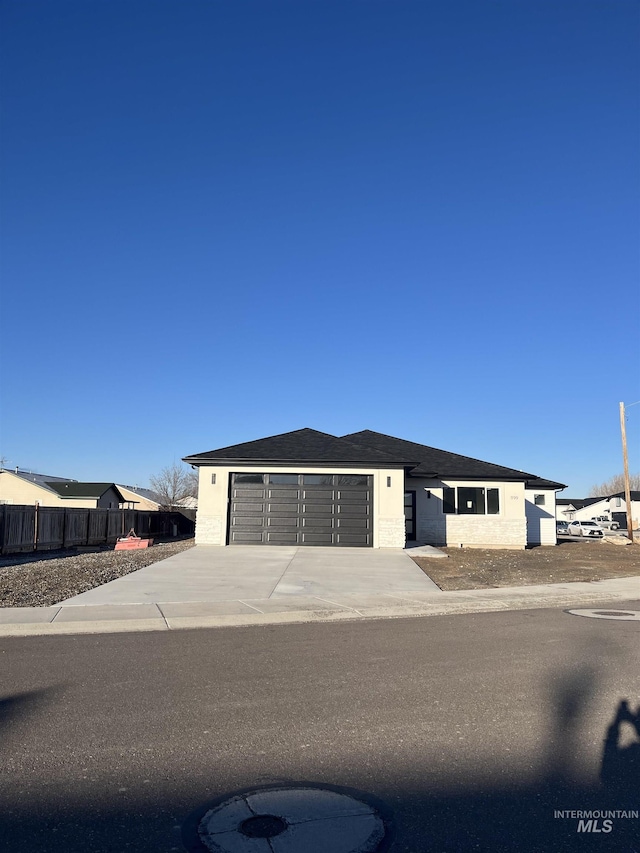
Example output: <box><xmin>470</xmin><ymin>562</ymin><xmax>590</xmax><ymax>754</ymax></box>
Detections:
<box><xmin>411</xmin><ymin>537</ymin><xmax>640</xmax><ymax>590</ymax></box>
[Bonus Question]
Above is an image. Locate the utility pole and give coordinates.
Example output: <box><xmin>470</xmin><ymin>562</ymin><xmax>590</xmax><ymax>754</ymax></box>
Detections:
<box><xmin>619</xmin><ymin>402</ymin><xmax>634</xmax><ymax>543</ymax></box>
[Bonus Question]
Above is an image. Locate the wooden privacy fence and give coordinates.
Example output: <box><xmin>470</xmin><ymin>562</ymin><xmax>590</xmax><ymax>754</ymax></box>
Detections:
<box><xmin>0</xmin><ymin>505</ymin><xmax>195</xmax><ymax>555</ymax></box>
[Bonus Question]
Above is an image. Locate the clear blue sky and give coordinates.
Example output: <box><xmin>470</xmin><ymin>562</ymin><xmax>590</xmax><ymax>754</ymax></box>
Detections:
<box><xmin>1</xmin><ymin>0</ymin><xmax>638</xmax><ymax>496</ymax></box>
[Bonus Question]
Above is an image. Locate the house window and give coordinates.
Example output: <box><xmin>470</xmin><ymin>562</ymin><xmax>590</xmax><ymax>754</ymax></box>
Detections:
<box><xmin>534</xmin><ymin>494</ymin><xmax>545</xmax><ymax>506</ymax></box>
<box><xmin>442</xmin><ymin>487</ymin><xmax>500</xmax><ymax>515</ymax></box>
<box><xmin>443</xmin><ymin>488</ymin><xmax>456</xmax><ymax>514</ymax></box>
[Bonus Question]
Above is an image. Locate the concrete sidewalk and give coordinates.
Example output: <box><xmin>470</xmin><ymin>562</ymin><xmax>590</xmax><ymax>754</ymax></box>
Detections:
<box><xmin>1</xmin><ymin>576</ymin><xmax>638</xmax><ymax>637</ymax></box>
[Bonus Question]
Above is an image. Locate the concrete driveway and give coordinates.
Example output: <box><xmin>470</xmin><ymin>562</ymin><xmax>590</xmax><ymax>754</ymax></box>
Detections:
<box><xmin>62</xmin><ymin>545</ymin><xmax>440</xmax><ymax>605</ymax></box>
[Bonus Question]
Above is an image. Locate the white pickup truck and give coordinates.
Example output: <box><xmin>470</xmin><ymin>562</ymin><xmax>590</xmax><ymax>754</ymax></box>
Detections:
<box><xmin>590</xmin><ymin>516</ymin><xmax>620</xmax><ymax>530</ymax></box>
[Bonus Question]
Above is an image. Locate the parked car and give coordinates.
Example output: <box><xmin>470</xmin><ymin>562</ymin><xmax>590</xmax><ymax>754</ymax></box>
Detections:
<box><xmin>556</xmin><ymin>520</ymin><xmax>570</xmax><ymax>535</ymax></box>
<box><xmin>590</xmin><ymin>516</ymin><xmax>620</xmax><ymax>530</ymax></box>
<box><xmin>568</xmin><ymin>520</ymin><xmax>605</xmax><ymax>538</ymax></box>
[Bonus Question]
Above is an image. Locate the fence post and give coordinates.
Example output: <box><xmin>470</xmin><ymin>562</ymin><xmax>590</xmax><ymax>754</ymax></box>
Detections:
<box><xmin>0</xmin><ymin>506</ymin><xmax>5</xmax><ymax>555</ymax></box>
<box><xmin>34</xmin><ymin>503</ymin><xmax>39</xmax><ymax>548</ymax></box>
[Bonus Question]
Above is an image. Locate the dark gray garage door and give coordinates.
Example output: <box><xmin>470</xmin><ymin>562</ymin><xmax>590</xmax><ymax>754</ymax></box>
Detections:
<box><xmin>228</xmin><ymin>473</ymin><xmax>373</xmax><ymax>546</ymax></box>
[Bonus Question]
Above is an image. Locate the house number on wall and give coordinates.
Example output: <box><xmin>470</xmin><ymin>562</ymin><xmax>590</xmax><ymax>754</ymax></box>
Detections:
<box><xmin>510</xmin><ymin>495</ymin><xmax>519</xmax><ymax>500</ymax></box>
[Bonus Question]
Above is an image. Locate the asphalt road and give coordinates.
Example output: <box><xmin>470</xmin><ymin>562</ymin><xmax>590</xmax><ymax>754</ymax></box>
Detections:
<box><xmin>2</xmin><ymin>603</ymin><xmax>639</xmax><ymax>852</ymax></box>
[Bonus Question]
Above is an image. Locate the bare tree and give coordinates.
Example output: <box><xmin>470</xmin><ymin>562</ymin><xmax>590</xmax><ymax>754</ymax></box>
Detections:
<box><xmin>589</xmin><ymin>472</ymin><xmax>640</xmax><ymax>497</ymax></box>
<box><xmin>150</xmin><ymin>463</ymin><xmax>198</xmax><ymax>509</ymax></box>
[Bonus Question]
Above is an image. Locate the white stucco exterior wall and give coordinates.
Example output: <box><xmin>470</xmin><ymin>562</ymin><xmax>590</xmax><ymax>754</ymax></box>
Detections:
<box><xmin>407</xmin><ymin>478</ymin><xmax>528</xmax><ymax>549</ymax></box>
<box><xmin>524</xmin><ymin>488</ymin><xmax>557</xmax><ymax>545</ymax></box>
<box><xmin>195</xmin><ymin>466</ymin><xmax>406</xmax><ymax>548</ymax></box>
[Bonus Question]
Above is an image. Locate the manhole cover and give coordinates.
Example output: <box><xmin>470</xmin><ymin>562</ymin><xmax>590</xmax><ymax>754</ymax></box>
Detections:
<box><xmin>565</xmin><ymin>609</ymin><xmax>640</xmax><ymax>621</ymax></box>
<box><xmin>195</xmin><ymin>784</ymin><xmax>391</xmax><ymax>853</ymax></box>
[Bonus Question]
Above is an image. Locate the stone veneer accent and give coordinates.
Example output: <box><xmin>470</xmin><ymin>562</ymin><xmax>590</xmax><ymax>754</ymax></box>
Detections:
<box><xmin>418</xmin><ymin>517</ymin><xmax>526</xmax><ymax>549</ymax></box>
<box><xmin>377</xmin><ymin>517</ymin><xmax>406</xmax><ymax>548</ymax></box>
<box><xmin>195</xmin><ymin>515</ymin><xmax>224</xmax><ymax>546</ymax></box>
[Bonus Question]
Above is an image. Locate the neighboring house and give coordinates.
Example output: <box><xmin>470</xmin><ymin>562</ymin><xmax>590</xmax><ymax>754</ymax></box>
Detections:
<box><xmin>43</xmin><ymin>481</ymin><xmax>126</xmax><ymax>509</ymax></box>
<box><xmin>183</xmin><ymin>428</ymin><xmax>565</xmax><ymax>550</ymax></box>
<box><xmin>116</xmin><ymin>485</ymin><xmax>163</xmax><ymax>511</ymax></box>
<box><xmin>0</xmin><ymin>469</ymin><xmax>126</xmax><ymax>509</ymax></box>
<box><xmin>556</xmin><ymin>497</ymin><xmax>602</xmax><ymax>521</ymax></box>
<box><xmin>608</xmin><ymin>491</ymin><xmax>640</xmax><ymax>530</ymax></box>
<box><xmin>0</xmin><ymin>468</ymin><xmax>77</xmax><ymax>506</ymax></box>
<box><xmin>558</xmin><ymin>493</ymin><xmax>640</xmax><ymax>530</ymax></box>
<box><xmin>175</xmin><ymin>495</ymin><xmax>198</xmax><ymax>510</ymax></box>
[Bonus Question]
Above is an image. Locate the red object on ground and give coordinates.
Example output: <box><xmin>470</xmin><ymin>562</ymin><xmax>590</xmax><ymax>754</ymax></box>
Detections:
<box><xmin>115</xmin><ymin>529</ymin><xmax>153</xmax><ymax>550</ymax></box>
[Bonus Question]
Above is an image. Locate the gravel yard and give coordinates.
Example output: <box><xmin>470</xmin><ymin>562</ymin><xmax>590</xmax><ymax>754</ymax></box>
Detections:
<box><xmin>411</xmin><ymin>537</ymin><xmax>640</xmax><ymax>590</ymax></box>
<box><xmin>0</xmin><ymin>538</ymin><xmax>195</xmax><ymax>607</ymax></box>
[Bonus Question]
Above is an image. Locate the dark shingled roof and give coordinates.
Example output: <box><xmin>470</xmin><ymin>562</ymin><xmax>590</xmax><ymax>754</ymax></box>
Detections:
<box><xmin>611</xmin><ymin>491</ymin><xmax>640</xmax><ymax>501</ymax></box>
<box><xmin>556</xmin><ymin>497</ymin><xmax>602</xmax><ymax>510</ymax></box>
<box><xmin>183</xmin><ymin>428</ymin><xmax>400</xmax><ymax>466</ymax></box>
<box><xmin>525</xmin><ymin>477</ymin><xmax>567</xmax><ymax>490</ymax></box>
<box><xmin>45</xmin><ymin>482</ymin><xmax>126</xmax><ymax>501</ymax></box>
<box><xmin>558</xmin><ymin>492</ymin><xmax>639</xmax><ymax>508</ymax></box>
<box><xmin>185</xmin><ymin>428</ymin><xmax>564</xmax><ymax>485</ymax></box>
<box><xmin>343</xmin><ymin>430</ymin><xmax>544</xmax><ymax>481</ymax></box>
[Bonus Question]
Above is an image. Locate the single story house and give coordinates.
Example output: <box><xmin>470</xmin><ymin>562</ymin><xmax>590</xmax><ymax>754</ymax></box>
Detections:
<box><xmin>184</xmin><ymin>429</ymin><xmax>565</xmax><ymax>549</ymax></box>
<box><xmin>116</xmin><ymin>485</ymin><xmax>164</xmax><ymax>511</ymax></box>
<box><xmin>0</xmin><ymin>468</ymin><xmax>126</xmax><ymax>509</ymax></box>
<box><xmin>557</xmin><ymin>492</ymin><xmax>639</xmax><ymax>530</ymax></box>
<box><xmin>556</xmin><ymin>498</ymin><xmax>602</xmax><ymax>521</ymax></box>
<box><xmin>34</xmin><ymin>481</ymin><xmax>126</xmax><ymax>509</ymax></box>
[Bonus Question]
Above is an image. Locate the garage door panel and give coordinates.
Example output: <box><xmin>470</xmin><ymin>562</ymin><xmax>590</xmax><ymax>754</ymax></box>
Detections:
<box><xmin>336</xmin><ymin>533</ymin><xmax>371</xmax><ymax>545</ymax></box>
<box><xmin>302</xmin><ymin>503</ymin><xmax>333</xmax><ymax>514</ymax></box>
<box><xmin>231</xmin><ymin>531</ymin><xmax>264</xmax><ymax>543</ymax></box>
<box><xmin>301</xmin><ymin>532</ymin><xmax>334</xmax><ymax>544</ymax></box>
<box><xmin>337</xmin><ymin>517</ymin><xmax>368</xmax><ymax>529</ymax></box>
<box><xmin>337</xmin><ymin>504</ymin><xmax>369</xmax><ymax>516</ymax></box>
<box><xmin>268</xmin><ymin>503</ymin><xmax>300</xmax><ymax>514</ymax></box>
<box><xmin>233</xmin><ymin>488</ymin><xmax>265</xmax><ymax>499</ymax></box>
<box><xmin>268</xmin><ymin>489</ymin><xmax>299</xmax><ymax>499</ymax></box>
<box><xmin>266</xmin><ymin>532</ymin><xmax>298</xmax><ymax>544</ymax></box>
<box><xmin>301</xmin><ymin>489</ymin><xmax>335</xmax><ymax>501</ymax></box>
<box><xmin>267</xmin><ymin>518</ymin><xmax>299</xmax><ymax>529</ymax></box>
<box><xmin>337</xmin><ymin>489</ymin><xmax>370</xmax><ymax>501</ymax></box>
<box><xmin>233</xmin><ymin>502</ymin><xmax>264</xmax><ymax>513</ymax></box>
<box><xmin>229</xmin><ymin>473</ymin><xmax>372</xmax><ymax>546</ymax></box>
<box><xmin>302</xmin><ymin>517</ymin><xmax>334</xmax><ymax>528</ymax></box>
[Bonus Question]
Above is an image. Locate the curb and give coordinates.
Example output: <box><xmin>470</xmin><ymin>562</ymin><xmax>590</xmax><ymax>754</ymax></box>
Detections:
<box><xmin>0</xmin><ymin>583</ymin><xmax>638</xmax><ymax>637</ymax></box>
